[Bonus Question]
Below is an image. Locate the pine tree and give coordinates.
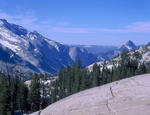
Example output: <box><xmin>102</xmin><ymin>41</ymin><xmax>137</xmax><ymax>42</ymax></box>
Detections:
<box><xmin>0</xmin><ymin>73</ymin><xmax>9</xmax><ymax>115</ymax></box>
<box><xmin>40</xmin><ymin>74</ymin><xmax>49</xmax><ymax>109</ymax></box>
<box><xmin>92</xmin><ymin>63</ymin><xmax>100</xmax><ymax>87</ymax></box>
<box><xmin>72</xmin><ymin>71</ymin><xmax>80</xmax><ymax>93</ymax></box>
<box><xmin>51</xmin><ymin>88</ymin><xmax>57</xmax><ymax>104</ymax></box>
<box><xmin>10</xmin><ymin>77</ymin><xmax>19</xmax><ymax>115</ymax></box>
<box><xmin>17</xmin><ymin>80</ymin><xmax>29</xmax><ymax>112</ymax></box>
<box><xmin>60</xmin><ymin>71</ymin><xmax>66</xmax><ymax>98</ymax></box>
<box><xmin>72</xmin><ymin>59</ymin><xmax>82</xmax><ymax>93</ymax></box>
<box><xmin>28</xmin><ymin>73</ymin><xmax>41</xmax><ymax>112</ymax></box>
<box><xmin>147</xmin><ymin>66</ymin><xmax>150</xmax><ymax>73</ymax></box>
<box><xmin>80</xmin><ymin>70</ymin><xmax>87</xmax><ymax>91</ymax></box>
<box><xmin>133</xmin><ymin>51</ymin><xmax>142</xmax><ymax>60</ymax></box>
<box><xmin>51</xmin><ymin>79</ymin><xmax>59</xmax><ymax>103</ymax></box>
<box><xmin>138</xmin><ymin>63</ymin><xmax>147</xmax><ymax>74</ymax></box>
<box><xmin>112</xmin><ymin>68</ymin><xmax>117</xmax><ymax>81</ymax></box>
<box><xmin>120</xmin><ymin>50</ymin><xmax>129</xmax><ymax>66</ymax></box>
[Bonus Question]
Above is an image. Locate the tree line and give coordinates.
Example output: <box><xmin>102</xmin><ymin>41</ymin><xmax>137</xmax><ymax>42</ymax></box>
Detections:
<box><xmin>0</xmin><ymin>72</ymin><xmax>50</xmax><ymax>114</ymax></box>
<box><xmin>0</xmin><ymin>72</ymin><xmax>29</xmax><ymax>115</ymax></box>
<box><xmin>50</xmin><ymin>50</ymin><xmax>149</xmax><ymax>103</ymax></box>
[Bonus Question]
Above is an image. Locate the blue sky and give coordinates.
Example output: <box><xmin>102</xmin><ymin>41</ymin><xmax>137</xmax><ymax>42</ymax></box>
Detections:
<box><xmin>0</xmin><ymin>0</ymin><xmax>150</xmax><ymax>46</ymax></box>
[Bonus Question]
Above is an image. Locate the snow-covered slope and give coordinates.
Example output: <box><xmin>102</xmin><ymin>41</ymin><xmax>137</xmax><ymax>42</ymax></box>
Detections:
<box><xmin>0</xmin><ymin>19</ymin><xmax>97</xmax><ymax>76</ymax></box>
<box><xmin>30</xmin><ymin>74</ymin><xmax>150</xmax><ymax>115</ymax></box>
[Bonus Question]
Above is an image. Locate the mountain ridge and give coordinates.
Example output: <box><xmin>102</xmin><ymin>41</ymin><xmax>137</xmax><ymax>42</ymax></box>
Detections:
<box><xmin>0</xmin><ymin>19</ymin><xmax>98</xmax><ymax>77</ymax></box>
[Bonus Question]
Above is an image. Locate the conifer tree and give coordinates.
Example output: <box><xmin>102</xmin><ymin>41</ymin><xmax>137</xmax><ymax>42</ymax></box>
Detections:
<box><xmin>80</xmin><ymin>70</ymin><xmax>87</xmax><ymax>91</ymax></box>
<box><xmin>92</xmin><ymin>63</ymin><xmax>100</xmax><ymax>87</ymax></box>
<box><xmin>133</xmin><ymin>51</ymin><xmax>142</xmax><ymax>60</ymax></box>
<box><xmin>72</xmin><ymin>71</ymin><xmax>80</xmax><ymax>93</ymax></box>
<box><xmin>51</xmin><ymin>88</ymin><xmax>57</xmax><ymax>103</ymax></box>
<box><xmin>40</xmin><ymin>74</ymin><xmax>49</xmax><ymax>109</ymax></box>
<box><xmin>28</xmin><ymin>73</ymin><xmax>41</xmax><ymax>112</ymax></box>
<box><xmin>112</xmin><ymin>67</ymin><xmax>119</xmax><ymax>81</ymax></box>
<box><xmin>0</xmin><ymin>73</ymin><xmax>9</xmax><ymax>115</ymax></box>
<box><xmin>10</xmin><ymin>77</ymin><xmax>19</xmax><ymax>115</ymax></box>
<box><xmin>51</xmin><ymin>80</ymin><xmax>59</xmax><ymax>103</ymax></box>
<box><xmin>120</xmin><ymin>50</ymin><xmax>129</xmax><ymax>66</ymax></box>
<box><xmin>138</xmin><ymin>63</ymin><xmax>147</xmax><ymax>74</ymax></box>
<box><xmin>72</xmin><ymin>59</ymin><xmax>82</xmax><ymax>93</ymax></box>
<box><xmin>17</xmin><ymin>80</ymin><xmax>29</xmax><ymax>111</ymax></box>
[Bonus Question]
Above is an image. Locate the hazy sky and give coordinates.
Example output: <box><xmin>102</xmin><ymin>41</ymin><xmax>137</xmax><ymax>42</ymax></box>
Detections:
<box><xmin>0</xmin><ymin>0</ymin><xmax>150</xmax><ymax>46</ymax></box>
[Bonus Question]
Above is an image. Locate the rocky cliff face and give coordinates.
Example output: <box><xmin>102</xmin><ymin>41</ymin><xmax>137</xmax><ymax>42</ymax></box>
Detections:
<box><xmin>30</xmin><ymin>74</ymin><xmax>150</xmax><ymax>115</ymax></box>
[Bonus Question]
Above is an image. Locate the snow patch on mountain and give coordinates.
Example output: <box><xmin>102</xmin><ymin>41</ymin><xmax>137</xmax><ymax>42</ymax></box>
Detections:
<box><xmin>44</xmin><ymin>39</ymin><xmax>60</xmax><ymax>52</ymax></box>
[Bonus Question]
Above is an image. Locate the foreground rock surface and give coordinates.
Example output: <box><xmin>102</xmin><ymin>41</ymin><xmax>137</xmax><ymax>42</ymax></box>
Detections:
<box><xmin>30</xmin><ymin>74</ymin><xmax>150</xmax><ymax>115</ymax></box>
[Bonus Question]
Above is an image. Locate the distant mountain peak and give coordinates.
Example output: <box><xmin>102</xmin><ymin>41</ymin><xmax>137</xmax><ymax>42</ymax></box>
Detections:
<box><xmin>32</xmin><ymin>30</ymin><xmax>39</xmax><ymax>34</ymax></box>
<box><xmin>0</xmin><ymin>19</ymin><xmax>8</xmax><ymax>26</ymax></box>
<box><xmin>119</xmin><ymin>40</ymin><xmax>136</xmax><ymax>51</ymax></box>
<box><xmin>0</xmin><ymin>19</ymin><xmax>7</xmax><ymax>22</ymax></box>
<box><xmin>124</xmin><ymin>40</ymin><xmax>135</xmax><ymax>46</ymax></box>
